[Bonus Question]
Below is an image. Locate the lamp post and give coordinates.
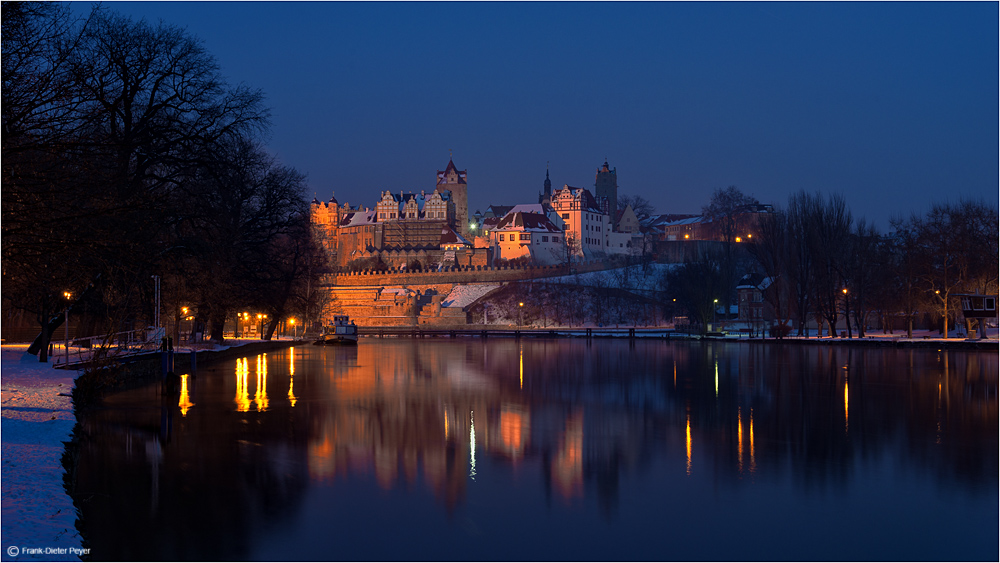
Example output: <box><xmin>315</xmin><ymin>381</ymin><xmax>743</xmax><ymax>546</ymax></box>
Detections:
<box><xmin>713</xmin><ymin>299</ymin><xmax>718</xmax><ymax>331</ymax></box>
<box><xmin>63</xmin><ymin>291</ymin><xmax>72</xmax><ymax>365</ymax></box>
<box><xmin>934</xmin><ymin>289</ymin><xmax>949</xmax><ymax>339</ymax></box>
<box><xmin>290</xmin><ymin>318</ymin><xmax>296</xmax><ymax>340</ymax></box>
<box><xmin>151</xmin><ymin>275</ymin><xmax>161</xmax><ymax>331</ymax></box>
<box><xmin>518</xmin><ymin>302</ymin><xmax>524</xmax><ymax>331</ymax></box>
<box><xmin>842</xmin><ymin>288</ymin><xmax>852</xmax><ymax>339</ymax></box>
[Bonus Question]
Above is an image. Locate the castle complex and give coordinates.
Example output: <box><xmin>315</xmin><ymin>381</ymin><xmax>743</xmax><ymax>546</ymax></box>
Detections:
<box><xmin>311</xmin><ymin>157</ymin><xmax>643</xmax><ymax>272</ymax></box>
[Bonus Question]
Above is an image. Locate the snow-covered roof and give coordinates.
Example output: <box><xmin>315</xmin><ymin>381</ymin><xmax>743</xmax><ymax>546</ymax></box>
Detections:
<box><xmin>494</xmin><ymin>211</ymin><xmax>562</xmax><ymax>233</ymax></box>
<box><xmin>440</xmin><ymin>227</ymin><xmax>472</xmax><ymax>247</ymax></box>
<box><xmin>340</xmin><ymin>209</ymin><xmax>377</xmax><ymax>227</ymax></box>
<box><xmin>661</xmin><ymin>215</ymin><xmax>707</xmax><ymax>227</ymax></box>
<box><xmin>507</xmin><ymin>203</ymin><xmax>547</xmax><ymax>215</ymax></box>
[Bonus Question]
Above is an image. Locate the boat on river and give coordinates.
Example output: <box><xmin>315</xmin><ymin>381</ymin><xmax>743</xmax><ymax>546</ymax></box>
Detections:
<box><xmin>314</xmin><ymin>315</ymin><xmax>359</xmax><ymax>345</ymax></box>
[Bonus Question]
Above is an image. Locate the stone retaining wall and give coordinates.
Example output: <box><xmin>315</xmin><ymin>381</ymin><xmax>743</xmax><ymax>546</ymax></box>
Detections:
<box><xmin>326</xmin><ymin>260</ymin><xmax>610</xmax><ymax>287</ymax></box>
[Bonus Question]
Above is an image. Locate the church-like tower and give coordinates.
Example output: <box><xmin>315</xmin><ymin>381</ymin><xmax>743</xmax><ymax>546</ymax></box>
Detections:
<box><xmin>539</xmin><ymin>166</ymin><xmax>552</xmax><ymax>206</ymax></box>
<box><xmin>436</xmin><ymin>159</ymin><xmax>469</xmax><ymax>236</ymax></box>
<box><xmin>595</xmin><ymin>159</ymin><xmax>618</xmax><ymax>228</ymax></box>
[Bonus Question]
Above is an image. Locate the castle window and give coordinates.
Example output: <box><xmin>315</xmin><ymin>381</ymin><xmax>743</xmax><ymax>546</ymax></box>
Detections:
<box><xmin>553</xmin><ymin>236</ymin><xmax>559</xmax><ymax>243</ymax></box>
<box><xmin>379</xmin><ymin>212</ymin><xmax>385</xmax><ymax>219</ymax></box>
<box><xmin>542</xmin><ymin>236</ymin><xmax>549</xmax><ymax>242</ymax></box>
<box><xmin>390</xmin><ymin>213</ymin><xmax>396</xmax><ymax>219</ymax></box>
<box><xmin>562</xmin><ymin>213</ymin><xmax>569</xmax><ymax>220</ymax></box>
<box><xmin>499</xmin><ymin>234</ymin><xmax>504</xmax><ymax>241</ymax></box>
<box><xmin>520</xmin><ymin>234</ymin><xmax>530</xmax><ymax>241</ymax></box>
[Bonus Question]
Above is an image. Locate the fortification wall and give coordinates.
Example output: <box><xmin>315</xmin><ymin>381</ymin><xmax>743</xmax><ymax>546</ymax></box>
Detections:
<box><xmin>326</xmin><ymin>260</ymin><xmax>609</xmax><ymax>287</ymax></box>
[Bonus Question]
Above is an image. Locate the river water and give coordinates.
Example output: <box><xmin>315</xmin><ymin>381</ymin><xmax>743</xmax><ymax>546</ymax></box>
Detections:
<box><xmin>70</xmin><ymin>339</ymin><xmax>997</xmax><ymax>561</ymax></box>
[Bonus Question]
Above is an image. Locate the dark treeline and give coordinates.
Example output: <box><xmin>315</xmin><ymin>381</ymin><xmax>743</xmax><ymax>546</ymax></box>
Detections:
<box><xmin>666</xmin><ymin>187</ymin><xmax>998</xmax><ymax>338</ymax></box>
<box><xmin>2</xmin><ymin>2</ymin><xmax>326</xmax><ymax>360</ymax></box>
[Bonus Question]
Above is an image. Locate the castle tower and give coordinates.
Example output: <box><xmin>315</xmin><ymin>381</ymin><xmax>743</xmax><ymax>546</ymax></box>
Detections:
<box><xmin>539</xmin><ymin>165</ymin><xmax>552</xmax><ymax>206</ymax></box>
<box><xmin>595</xmin><ymin>159</ymin><xmax>618</xmax><ymax>228</ymax></box>
<box><xmin>436</xmin><ymin>159</ymin><xmax>469</xmax><ymax>236</ymax></box>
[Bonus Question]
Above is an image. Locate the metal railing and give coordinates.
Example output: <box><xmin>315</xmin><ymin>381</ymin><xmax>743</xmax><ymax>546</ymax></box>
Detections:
<box><xmin>54</xmin><ymin>327</ymin><xmax>166</xmax><ymax>367</ymax></box>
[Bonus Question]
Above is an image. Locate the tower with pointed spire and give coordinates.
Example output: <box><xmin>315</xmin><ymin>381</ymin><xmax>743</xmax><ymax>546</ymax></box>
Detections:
<box><xmin>595</xmin><ymin>159</ymin><xmax>618</xmax><ymax>228</ymax></box>
<box><xmin>436</xmin><ymin>158</ymin><xmax>469</xmax><ymax>236</ymax></box>
<box><xmin>539</xmin><ymin>165</ymin><xmax>553</xmax><ymax>207</ymax></box>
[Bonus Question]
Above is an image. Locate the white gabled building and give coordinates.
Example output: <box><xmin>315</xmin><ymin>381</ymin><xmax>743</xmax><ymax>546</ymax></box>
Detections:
<box><xmin>548</xmin><ymin>185</ymin><xmax>637</xmax><ymax>259</ymax></box>
<box><xmin>491</xmin><ymin>211</ymin><xmax>566</xmax><ymax>265</ymax></box>
<box><xmin>550</xmin><ymin>185</ymin><xmax>609</xmax><ymax>259</ymax></box>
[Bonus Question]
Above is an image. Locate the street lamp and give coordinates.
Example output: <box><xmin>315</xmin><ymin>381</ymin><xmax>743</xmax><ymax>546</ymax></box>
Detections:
<box><xmin>63</xmin><ymin>292</ymin><xmax>72</xmax><ymax>365</ymax></box>
<box><xmin>519</xmin><ymin>302</ymin><xmax>524</xmax><ymax>330</ymax></box>
<box><xmin>842</xmin><ymin>288</ymin><xmax>851</xmax><ymax>338</ymax></box>
<box><xmin>713</xmin><ymin>299</ymin><xmax>718</xmax><ymax>331</ymax></box>
<box><xmin>934</xmin><ymin>289</ymin><xmax>949</xmax><ymax>339</ymax></box>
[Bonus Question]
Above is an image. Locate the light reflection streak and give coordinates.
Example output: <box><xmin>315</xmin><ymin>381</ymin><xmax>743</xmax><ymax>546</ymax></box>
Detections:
<box><xmin>469</xmin><ymin>410</ymin><xmax>477</xmax><ymax>480</ymax></box>
<box><xmin>844</xmin><ymin>380</ymin><xmax>849</xmax><ymax>434</ymax></box>
<box><xmin>685</xmin><ymin>413</ymin><xmax>692</xmax><ymax>475</ymax></box>
<box><xmin>519</xmin><ymin>343</ymin><xmax>523</xmax><ymax>390</ymax></box>
<box><xmin>554</xmin><ymin>410</ymin><xmax>583</xmax><ymax>499</ymax></box>
<box><xmin>715</xmin><ymin>360</ymin><xmax>719</xmax><ymax>397</ymax></box>
<box><xmin>235</xmin><ymin>358</ymin><xmax>250</xmax><ymax>412</ymax></box>
<box><xmin>737</xmin><ymin>408</ymin><xmax>743</xmax><ymax>473</ymax></box>
<box><xmin>178</xmin><ymin>374</ymin><xmax>194</xmax><ymax>416</ymax></box>
<box><xmin>255</xmin><ymin>354</ymin><xmax>269</xmax><ymax>412</ymax></box>
<box><xmin>749</xmin><ymin>409</ymin><xmax>756</xmax><ymax>474</ymax></box>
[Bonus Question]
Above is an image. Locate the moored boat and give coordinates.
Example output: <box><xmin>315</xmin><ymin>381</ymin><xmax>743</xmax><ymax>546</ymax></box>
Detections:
<box><xmin>314</xmin><ymin>315</ymin><xmax>359</xmax><ymax>345</ymax></box>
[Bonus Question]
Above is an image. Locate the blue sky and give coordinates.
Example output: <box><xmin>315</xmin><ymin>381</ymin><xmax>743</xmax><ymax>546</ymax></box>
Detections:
<box><xmin>74</xmin><ymin>2</ymin><xmax>998</xmax><ymax>228</ymax></box>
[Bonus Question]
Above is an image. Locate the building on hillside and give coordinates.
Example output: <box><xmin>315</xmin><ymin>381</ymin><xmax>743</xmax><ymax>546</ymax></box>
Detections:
<box><xmin>642</xmin><ymin>214</ymin><xmax>699</xmax><ymax>240</ymax></box>
<box><xmin>656</xmin><ymin>204</ymin><xmax>775</xmax><ymax>242</ymax></box>
<box><xmin>491</xmin><ymin>211</ymin><xmax>565</xmax><ymax>266</ymax></box>
<box><xmin>437</xmin><ymin>159</ymin><xmax>470</xmax><ymax>237</ymax></box>
<box><xmin>336</xmin><ymin>207</ymin><xmax>380</xmax><ymax>265</ymax></box>
<box><xmin>615</xmin><ymin>204</ymin><xmax>640</xmax><ymax>234</ymax></box>
<box><xmin>594</xmin><ymin>160</ymin><xmax>618</xmax><ymax>228</ymax></box>
<box><xmin>550</xmin><ymin>185</ymin><xmax>613</xmax><ymax>260</ymax></box>
<box><xmin>661</xmin><ymin>216</ymin><xmax>708</xmax><ymax>241</ymax></box>
<box><xmin>737</xmin><ymin>273</ymin><xmax>775</xmax><ymax>332</ymax></box>
<box><xmin>309</xmin><ymin>159</ymin><xmax>487</xmax><ymax>271</ymax></box>
<box><xmin>311</xmin><ymin>193</ymin><xmax>341</xmax><ymax>259</ymax></box>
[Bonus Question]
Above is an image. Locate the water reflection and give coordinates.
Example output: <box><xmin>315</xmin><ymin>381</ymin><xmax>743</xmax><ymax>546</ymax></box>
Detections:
<box><xmin>70</xmin><ymin>340</ymin><xmax>999</xmax><ymax>561</ymax></box>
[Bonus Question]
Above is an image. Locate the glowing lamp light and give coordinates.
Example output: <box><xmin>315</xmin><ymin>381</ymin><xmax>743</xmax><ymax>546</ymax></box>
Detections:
<box><xmin>684</xmin><ymin>234</ymin><xmax>690</xmax><ymax>239</ymax></box>
<box><xmin>735</xmin><ymin>236</ymin><xmax>742</xmax><ymax>243</ymax></box>
<box><xmin>63</xmin><ymin>291</ymin><xmax>72</xmax><ymax>299</ymax></box>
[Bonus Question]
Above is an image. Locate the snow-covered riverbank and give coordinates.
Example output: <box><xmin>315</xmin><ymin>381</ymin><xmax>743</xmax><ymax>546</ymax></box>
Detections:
<box><xmin>1</xmin><ymin>345</ymin><xmax>83</xmax><ymax>561</ymax></box>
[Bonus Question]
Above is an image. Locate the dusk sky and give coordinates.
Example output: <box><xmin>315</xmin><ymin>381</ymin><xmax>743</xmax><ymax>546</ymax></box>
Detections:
<box><xmin>73</xmin><ymin>1</ymin><xmax>998</xmax><ymax>228</ymax></box>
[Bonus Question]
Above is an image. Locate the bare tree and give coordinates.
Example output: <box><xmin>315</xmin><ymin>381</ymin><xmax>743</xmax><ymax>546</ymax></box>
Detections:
<box><xmin>617</xmin><ymin>194</ymin><xmax>654</xmax><ymax>218</ymax></box>
<box><xmin>747</xmin><ymin>209</ymin><xmax>793</xmax><ymax>336</ymax></box>
<box><xmin>702</xmin><ymin>186</ymin><xmax>760</xmax><ymax>329</ymax></box>
<box><xmin>808</xmin><ymin>193</ymin><xmax>852</xmax><ymax>337</ymax></box>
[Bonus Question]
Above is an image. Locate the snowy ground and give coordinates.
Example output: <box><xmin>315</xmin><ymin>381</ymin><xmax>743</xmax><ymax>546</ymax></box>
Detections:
<box><xmin>543</xmin><ymin>262</ymin><xmax>675</xmax><ymax>292</ymax></box>
<box><xmin>442</xmin><ymin>284</ymin><xmax>501</xmax><ymax>308</ymax></box>
<box><xmin>1</xmin><ymin>345</ymin><xmax>85</xmax><ymax>561</ymax></box>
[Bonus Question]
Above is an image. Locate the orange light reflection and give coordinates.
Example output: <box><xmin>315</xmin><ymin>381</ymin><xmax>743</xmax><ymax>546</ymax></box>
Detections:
<box><xmin>178</xmin><ymin>374</ymin><xmax>194</xmax><ymax>416</ymax></box>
